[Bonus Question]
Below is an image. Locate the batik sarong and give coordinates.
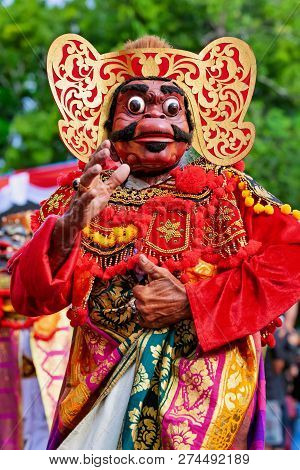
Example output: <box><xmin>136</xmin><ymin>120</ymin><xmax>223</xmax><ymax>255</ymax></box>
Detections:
<box><xmin>48</xmin><ymin>273</ymin><xmax>265</xmax><ymax>450</ymax></box>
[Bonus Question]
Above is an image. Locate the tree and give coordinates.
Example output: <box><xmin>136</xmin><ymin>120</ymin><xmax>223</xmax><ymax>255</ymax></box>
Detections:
<box><xmin>0</xmin><ymin>0</ymin><xmax>299</xmax><ymax>206</ymax></box>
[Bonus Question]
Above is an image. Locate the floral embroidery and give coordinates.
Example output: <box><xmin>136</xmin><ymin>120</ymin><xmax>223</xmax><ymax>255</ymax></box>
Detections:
<box><xmin>46</xmin><ymin>193</ymin><xmax>64</xmax><ymax>212</ymax></box>
<box><xmin>82</xmin><ymin>326</ymin><xmax>108</xmax><ymax>362</ymax></box>
<box><xmin>156</xmin><ymin>219</ymin><xmax>183</xmax><ymax>242</ymax></box>
<box><xmin>180</xmin><ymin>360</ymin><xmax>214</xmax><ymax>413</ymax></box>
<box><xmin>174</xmin><ymin>320</ymin><xmax>197</xmax><ymax>356</ymax></box>
<box><xmin>150</xmin><ymin>343</ymin><xmax>173</xmax><ymax>392</ymax></box>
<box><xmin>201</xmin><ymin>337</ymin><xmax>257</xmax><ymax>450</ymax></box>
<box><xmin>131</xmin><ymin>364</ymin><xmax>150</xmax><ymax>395</ymax></box>
<box><xmin>150</xmin><ymin>344</ymin><xmax>162</xmax><ymax>362</ymax></box>
<box><xmin>89</xmin><ymin>275</ymin><xmax>140</xmax><ymax>340</ymax></box>
<box><xmin>129</xmin><ymin>402</ymin><xmax>160</xmax><ymax>450</ymax></box>
<box><xmin>165</xmin><ymin>420</ymin><xmax>197</xmax><ymax>450</ymax></box>
<box><xmin>166</xmin><ymin>356</ymin><xmax>219</xmax><ymax>430</ymax></box>
<box><xmin>89</xmin><ymin>350</ymin><xmax>119</xmax><ymax>386</ymax></box>
<box><xmin>59</xmin><ymin>382</ymin><xmax>90</xmax><ymax>429</ymax></box>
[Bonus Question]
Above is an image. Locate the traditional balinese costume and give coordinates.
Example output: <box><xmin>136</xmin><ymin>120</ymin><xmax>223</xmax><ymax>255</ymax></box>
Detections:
<box><xmin>9</xmin><ymin>35</ymin><xmax>300</xmax><ymax>450</ymax></box>
<box><xmin>0</xmin><ymin>213</ymin><xmax>72</xmax><ymax>449</ymax></box>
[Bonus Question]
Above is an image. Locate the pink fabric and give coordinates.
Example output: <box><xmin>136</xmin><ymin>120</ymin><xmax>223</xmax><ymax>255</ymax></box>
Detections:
<box><xmin>161</xmin><ymin>347</ymin><xmax>226</xmax><ymax>449</ymax></box>
<box><xmin>0</xmin><ymin>328</ymin><xmax>22</xmax><ymax>450</ymax></box>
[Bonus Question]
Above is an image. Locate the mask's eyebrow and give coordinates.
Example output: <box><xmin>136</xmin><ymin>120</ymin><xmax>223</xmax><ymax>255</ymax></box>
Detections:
<box><xmin>120</xmin><ymin>83</ymin><xmax>149</xmax><ymax>94</ymax></box>
<box><xmin>160</xmin><ymin>84</ymin><xmax>184</xmax><ymax>96</ymax></box>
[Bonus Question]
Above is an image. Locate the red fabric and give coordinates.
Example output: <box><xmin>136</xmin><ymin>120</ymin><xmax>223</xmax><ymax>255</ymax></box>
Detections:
<box><xmin>28</xmin><ymin>162</ymin><xmax>78</xmax><ymax>187</ymax></box>
<box><xmin>186</xmin><ymin>203</ymin><xmax>300</xmax><ymax>352</ymax></box>
<box><xmin>0</xmin><ymin>162</ymin><xmax>78</xmax><ymax>189</ymax></box>
<box><xmin>9</xmin><ymin>191</ymin><xmax>300</xmax><ymax>352</ymax></box>
<box><xmin>9</xmin><ymin>215</ymin><xmax>81</xmax><ymax>316</ymax></box>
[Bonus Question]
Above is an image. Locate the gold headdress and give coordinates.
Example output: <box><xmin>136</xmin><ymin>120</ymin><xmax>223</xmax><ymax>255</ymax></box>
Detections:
<box><xmin>47</xmin><ymin>34</ymin><xmax>256</xmax><ymax>166</ymax></box>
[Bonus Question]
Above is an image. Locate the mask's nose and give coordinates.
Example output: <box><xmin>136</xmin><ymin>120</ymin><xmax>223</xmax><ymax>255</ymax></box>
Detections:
<box><xmin>142</xmin><ymin>106</ymin><xmax>166</xmax><ymax>119</ymax></box>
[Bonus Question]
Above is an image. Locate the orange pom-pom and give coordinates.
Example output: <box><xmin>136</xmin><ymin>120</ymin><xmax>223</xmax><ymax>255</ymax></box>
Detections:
<box><xmin>245</xmin><ymin>196</ymin><xmax>254</xmax><ymax>207</ymax></box>
<box><xmin>264</xmin><ymin>205</ymin><xmax>274</xmax><ymax>215</ymax></box>
<box><xmin>292</xmin><ymin>209</ymin><xmax>300</xmax><ymax>220</ymax></box>
<box><xmin>253</xmin><ymin>203</ymin><xmax>265</xmax><ymax>214</ymax></box>
<box><xmin>281</xmin><ymin>204</ymin><xmax>292</xmax><ymax>215</ymax></box>
<box><xmin>238</xmin><ymin>181</ymin><xmax>246</xmax><ymax>190</ymax></box>
<box><xmin>242</xmin><ymin>189</ymin><xmax>250</xmax><ymax>198</ymax></box>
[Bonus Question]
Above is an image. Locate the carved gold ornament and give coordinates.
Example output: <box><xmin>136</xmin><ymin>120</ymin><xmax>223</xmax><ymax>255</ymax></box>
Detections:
<box><xmin>47</xmin><ymin>34</ymin><xmax>256</xmax><ymax>166</ymax></box>
<box><xmin>156</xmin><ymin>219</ymin><xmax>182</xmax><ymax>242</ymax></box>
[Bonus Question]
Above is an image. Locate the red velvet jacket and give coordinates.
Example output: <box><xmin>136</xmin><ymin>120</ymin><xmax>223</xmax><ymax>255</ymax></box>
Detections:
<box><xmin>9</xmin><ymin>195</ymin><xmax>300</xmax><ymax>353</ymax></box>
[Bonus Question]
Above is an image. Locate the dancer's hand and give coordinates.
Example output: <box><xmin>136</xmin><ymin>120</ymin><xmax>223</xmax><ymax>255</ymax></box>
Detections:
<box><xmin>132</xmin><ymin>254</ymin><xmax>192</xmax><ymax>328</ymax></box>
<box><xmin>49</xmin><ymin>141</ymin><xmax>129</xmax><ymax>270</ymax></box>
<box><xmin>65</xmin><ymin>140</ymin><xmax>129</xmax><ymax>232</ymax></box>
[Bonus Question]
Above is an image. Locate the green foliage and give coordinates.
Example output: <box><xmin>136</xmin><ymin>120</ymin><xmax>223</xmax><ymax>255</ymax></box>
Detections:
<box><xmin>0</xmin><ymin>0</ymin><xmax>299</xmax><ymax>206</ymax></box>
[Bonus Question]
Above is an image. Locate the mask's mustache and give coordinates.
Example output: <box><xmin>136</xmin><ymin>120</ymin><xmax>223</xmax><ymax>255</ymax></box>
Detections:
<box><xmin>110</xmin><ymin>122</ymin><xmax>137</xmax><ymax>142</ymax></box>
<box><xmin>110</xmin><ymin>122</ymin><xmax>192</xmax><ymax>144</ymax></box>
<box><xmin>171</xmin><ymin>125</ymin><xmax>193</xmax><ymax>144</ymax></box>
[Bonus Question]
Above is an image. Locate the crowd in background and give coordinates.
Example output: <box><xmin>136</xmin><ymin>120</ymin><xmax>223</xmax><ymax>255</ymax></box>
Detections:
<box><xmin>265</xmin><ymin>303</ymin><xmax>300</xmax><ymax>449</ymax></box>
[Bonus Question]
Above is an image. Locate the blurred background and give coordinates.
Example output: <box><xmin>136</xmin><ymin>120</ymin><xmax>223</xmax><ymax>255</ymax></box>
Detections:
<box><xmin>0</xmin><ymin>0</ymin><xmax>299</xmax><ymax>451</ymax></box>
<box><xmin>0</xmin><ymin>0</ymin><xmax>300</xmax><ymax>206</ymax></box>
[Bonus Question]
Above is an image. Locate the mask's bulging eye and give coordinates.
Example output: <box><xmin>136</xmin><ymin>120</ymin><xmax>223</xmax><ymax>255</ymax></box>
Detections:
<box><xmin>128</xmin><ymin>96</ymin><xmax>145</xmax><ymax>114</ymax></box>
<box><xmin>163</xmin><ymin>98</ymin><xmax>180</xmax><ymax>116</ymax></box>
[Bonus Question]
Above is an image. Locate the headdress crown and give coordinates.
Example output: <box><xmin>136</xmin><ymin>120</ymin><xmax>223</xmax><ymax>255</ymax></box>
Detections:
<box><xmin>47</xmin><ymin>34</ymin><xmax>256</xmax><ymax>166</ymax></box>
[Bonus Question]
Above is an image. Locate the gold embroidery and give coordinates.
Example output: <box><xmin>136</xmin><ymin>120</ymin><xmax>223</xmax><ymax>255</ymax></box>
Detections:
<box><xmin>165</xmin><ymin>420</ymin><xmax>197</xmax><ymax>450</ymax></box>
<box><xmin>59</xmin><ymin>382</ymin><xmax>90</xmax><ymax>429</ymax></box>
<box><xmin>131</xmin><ymin>364</ymin><xmax>150</xmax><ymax>395</ymax></box>
<box><xmin>150</xmin><ymin>344</ymin><xmax>173</xmax><ymax>393</ymax></box>
<box><xmin>128</xmin><ymin>402</ymin><xmax>161</xmax><ymax>450</ymax></box>
<box><xmin>156</xmin><ymin>219</ymin><xmax>183</xmax><ymax>242</ymax></box>
<box><xmin>201</xmin><ymin>336</ymin><xmax>257</xmax><ymax>450</ymax></box>
<box><xmin>69</xmin><ymin>328</ymin><xmax>85</xmax><ymax>386</ymax></box>
<box><xmin>98</xmin><ymin>172</ymin><xmax>211</xmax><ymax>206</ymax></box>
<box><xmin>82</xmin><ymin>326</ymin><xmax>108</xmax><ymax>359</ymax></box>
<box><xmin>89</xmin><ymin>354</ymin><xmax>117</xmax><ymax>385</ymax></box>
<box><xmin>217</xmin><ymin>206</ymin><xmax>234</xmax><ymax>223</ymax></box>
<box><xmin>145</xmin><ymin>212</ymin><xmax>191</xmax><ymax>254</ymax></box>
<box><xmin>203</xmin><ymin>195</ymin><xmax>247</xmax><ymax>255</ymax></box>
<box><xmin>46</xmin><ymin>193</ymin><xmax>64</xmax><ymax>212</ymax></box>
<box><xmin>39</xmin><ymin>186</ymin><xmax>73</xmax><ymax>221</ymax></box>
<box><xmin>89</xmin><ymin>275</ymin><xmax>141</xmax><ymax>341</ymax></box>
